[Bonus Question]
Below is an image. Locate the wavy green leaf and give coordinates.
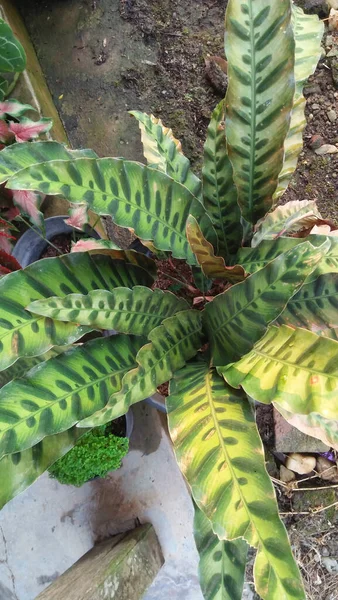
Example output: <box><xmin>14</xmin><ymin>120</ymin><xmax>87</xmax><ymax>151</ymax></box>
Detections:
<box><xmin>194</xmin><ymin>506</ymin><xmax>248</xmax><ymax>600</ymax></box>
<box><xmin>79</xmin><ymin>309</ymin><xmax>203</xmax><ymax>427</ymax></box>
<box><xmin>28</xmin><ymin>287</ymin><xmax>188</xmax><ymax>337</ymax></box>
<box><xmin>7</xmin><ymin>158</ymin><xmax>216</xmax><ymax>265</ymax></box>
<box><xmin>0</xmin><ymin>426</ymin><xmax>89</xmax><ymax>509</ymax></box>
<box><xmin>252</xmin><ymin>201</ymin><xmax>322</xmax><ymax>247</ymax></box>
<box><xmin>224</xmin><ymin>0</ymin><xmax>295</xmax><ymax>223</ymax></box>
<box><xmin>0</xmin><ymin>334</ymin><xmax>145</xmax><ymax>457</ymax></box>
<box><xmin>236</xmin><ymin>234</ymin><xmax>338</xmax><ymax>279</ymax></box>
<box><xmin>131</xmin><ymin>111</ymin><xmax>202</xmax><ymax>199</ymax></box>
<box><xmin>186</xmin><ymin>215</ymin><xmax>246</xmax><ymax>283</ymax></box>
<box><xmin>0</xmin><ymin>252</ymin><xmax>152</xmax><ymax>372</ymax></box>
<box><xmin>274</xmin><ymin>6</ymin><xmax>324</xmax><ymax>199</ymax></box>
<box><xmin>0</xmin><ymin>346</ymin><xmax>70</xmax><ymax>388</ymax></box>
<box><xmin>167</xmin><ymin>361</ymin><xmax>305</xmax><ymax>600</ymax></box>
<box><xmin>221</xmin><ymin>324</ymin><xmax>338</xmax><ymax>421</ymax></box>
<box><xmin>204</xmin><ymin>241</ymin><xmax>326</xmax><ymax>365</ymax></box>
<box><xmin>235</xmin><ymin>237</ymin><xmax>302</xmax><ymax>273</ymax></box>
<box><xmin>0</xmin><ymin>141</ymin><xmax>97</xmax><ymax>184</ymax></box>
<box><xmin>277</xmin><ymin>273</ymin><xmax>338</xmax><ymax>339</ymax></box>
<box><xmin>202</xmin><ymin>101</ymin><xmax>242</xmax><ymax>257</ymax></box>
<box><xmin>0</xmin><ymin>18</ymin><xmax>26</xmax><ymax>72</ymax></box>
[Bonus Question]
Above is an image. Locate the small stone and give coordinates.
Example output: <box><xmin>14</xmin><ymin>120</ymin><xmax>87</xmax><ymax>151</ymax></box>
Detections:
<box><xmin>274</xmin><ymin>409</ymin><xmax>329</xmax><ymax>452</ymax></box>
<box><xmin>311</xmin><ymin>103</ymin><xmax>321</xmax><ymax>110</ymax></box>
<box><xmin>286</xmin><ymin>453</ymin><xmax>316</xmax><ymax>475</ymax></box>
<box><xmin>329</xmin><ymin>7</ymin><xmax>338</xmax><ymax>29</ymax></box>
<box><xmin>322</xmin><ymin>557</ymin><xmax>338</xmax><ymax>574</ymax></box>
<box><xmin>328</xmin><ymin>109</ymin><xmax>337</xmax><ymax>121</ymax></box>
<box><xmin>327</xmin><ymin>0</ymin><xmax>338</xmax><ymax>9</ymax></box>
<box><xmin>280</xmin><ymin>465</ymin><xmax>296</xmax><ymax>483</ymax></box>
<box><xmin>316</xmin><ymin>456</ymin><xmax>338</xmax><ymax>482</ymax></box>
<box><xmin>304</xmin><ymin>83</ymin><xmax>321</xmax><ymax>96</ymax></box>
<box><xmin>322</xmin><ymin>546</ymin><xmax>330</xmax><ymax>557</ymax></box>
<box><xmin>309</xmin><ymin>134</ymin><xmax>325</xmax><ymax>149</ymax></box>
<box><xmin>315</xmin><ymin>144</ymin><xmax>338</xmax><ymax>154</ymax></box>
<box><xmin>330</xmin><ymin>57</ymin><xmax>338</xmax><ymax>88</ymax></box>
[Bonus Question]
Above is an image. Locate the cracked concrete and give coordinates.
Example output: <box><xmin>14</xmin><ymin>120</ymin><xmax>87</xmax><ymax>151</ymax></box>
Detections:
<box><xmin>0</xmin><ymin>526</ymin><xmax>18</xmax><ymax>600</ymax></box>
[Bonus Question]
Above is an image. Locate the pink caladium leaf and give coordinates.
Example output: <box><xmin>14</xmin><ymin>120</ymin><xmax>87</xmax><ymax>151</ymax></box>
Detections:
<box><xmin>12</xmin><ymin>190</ymin><xmax>45</xmax><ymax>228</ymax></box>
<box><xmin>0</xmin><ymin>99</ymin><xmax>35</xmax><ymax>119</ymax></box>
<box><xmin>0</xmin><ymin>231</ymin><xmax>14</xmax><ymax>253</ymax></box>
<box><xmin>71</xmin><ymin>238</ymin><xmax>121</xmax><ymax>253</ymax></box>
<box><xmin>9</xmin><ymin>117</ymin><xmax>53</xmax><ymax>142</ymax></box>
<box><xmin>0</xmin><ymin>120</ymin><xmax>14</xmax><ymax>144</ymax></box>
<box><xmin>65</xmin><ymin>203</ymin><xmax>89</xmax><ymax>230</ymax></box>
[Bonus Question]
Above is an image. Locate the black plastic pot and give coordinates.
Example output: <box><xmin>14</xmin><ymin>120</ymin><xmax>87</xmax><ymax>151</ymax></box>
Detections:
<box><xmin>12</xmin><ymin>215</ymin><xmax>100</xmax><ymax>267</ymax></box>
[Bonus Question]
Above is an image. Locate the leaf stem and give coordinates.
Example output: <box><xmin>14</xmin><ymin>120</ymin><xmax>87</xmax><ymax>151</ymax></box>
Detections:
<box><xmin>19</xmin><ymin>215</ymin><xmax>63</xmax><ymax>255</ymax></box>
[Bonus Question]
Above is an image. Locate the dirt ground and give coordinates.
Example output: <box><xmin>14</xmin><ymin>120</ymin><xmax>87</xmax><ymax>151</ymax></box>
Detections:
<box><xmin>16</xmin><ymin>0</ymin><xmax>338</xmax><ymax>597</ymax></box>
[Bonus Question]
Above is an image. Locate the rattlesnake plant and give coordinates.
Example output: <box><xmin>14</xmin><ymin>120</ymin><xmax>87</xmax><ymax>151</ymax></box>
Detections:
<box><xmin>0</xmin><ymin>2</ymin><xmax>334</xmax><ymax>598</ymax></box>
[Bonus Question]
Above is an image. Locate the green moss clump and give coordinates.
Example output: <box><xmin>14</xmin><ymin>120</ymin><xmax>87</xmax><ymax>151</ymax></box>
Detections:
<box><xmin>48</xmin><ymin>425</ymin><xmax>129</xmax><ymax>487</ymax></box>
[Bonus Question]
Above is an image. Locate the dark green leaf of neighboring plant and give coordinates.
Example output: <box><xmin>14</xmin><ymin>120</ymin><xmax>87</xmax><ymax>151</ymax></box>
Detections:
<box><xmin>202</xmin><ymin>100</ymin><xmax>242</xmax><ymax>258</ymax></box>
<box><xmin>167</xmin><ymin>360</ymin><xmax>305</xmax><ymax>600</ymax></box>
<box><xmin>79</xmin><ymin>309</ymin><xmax>203</xmax><ymax>427</ymax></box>
<box><xmin>0</xmin><ymin>141</ymin><xmax>97</xmax><ymax>184</ymax></box>
<box><xmin>194</xmin><ymin>506</ymin><xmax>248</xmax><ymax>600</ymax></box>
<box><xmin>0</xmin><ymin>18</ymin><xmax>26</xmax><ymax>72</ymax></box>
<box><xmin>7</xmin><ymin>158</ymin><xmax>216</xmax><ymax>265</ymax></box>
<box><xmin>0</xmin><ymin>334</ymin><xmax>146</xmax><ymax>458</ymax></box>
<box><xmin>131</xmin><ymin>111</ymin><xmax>202</xmax><ymax>199</ymax></box>
<box><xmin>204</xmin><ymin>241</ymin><xmax>326</xmax><ymax>365</ymax></box>
<box><xmin>0</xmin><ymin>252</ymin><xmax>152</xmax><ymax>372</ymax></box>
<box><xmin>224</xmin><ymin>0</ymin><xmax>295</xmax><ymax>223</ymax></box>
<box><xmin>0</xmin><ymin>426</ymin><xmax>89</xmax><ymax>510</ymax></box>
<box><xmin>28</xmin><ymin>287</ymin><xmax>189</xmax><ymax>337</ymax></box>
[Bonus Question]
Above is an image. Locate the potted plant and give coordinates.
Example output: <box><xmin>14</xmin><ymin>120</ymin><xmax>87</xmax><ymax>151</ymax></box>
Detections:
<box><xmin>48</xmin><ymin>412</ymin><xmax>133</xmax><ymax>486</ymax></box>
<box><xmin>0</xmin><ymin>2</ymin><xmax>335</xmax><ymax>598</ymax></box>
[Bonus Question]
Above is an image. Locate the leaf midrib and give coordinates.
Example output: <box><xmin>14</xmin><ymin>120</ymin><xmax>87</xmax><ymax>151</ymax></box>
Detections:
<box><xmin>205</xmin><ymin>371</ymin><xmax>284</xmax><ymax>592</ymax></box>
<box><xmin>248</xmin><ymin>0</ymin><xmax>257</xmax><ymax>219</ymax></box>
<box><xmin>252</xmin><ymin>344</ymin><xmax>338</xmax><ymax>379</ymax></box>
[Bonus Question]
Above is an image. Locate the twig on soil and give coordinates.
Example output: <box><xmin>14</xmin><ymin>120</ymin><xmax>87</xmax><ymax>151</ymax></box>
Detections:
<box><xmin>162</xmin><ymin>32</ymin><xmax>183</xmax><ymax>37</ymax></box>
<box><xmin>293</xmin><ymin>484</ymin><xmax>338</xmax><ymax>492</ymax></box>
<box><xmin>281</xmin><ymin>500</ymin><xmax>338</xmax><ymax>516</ymax></box>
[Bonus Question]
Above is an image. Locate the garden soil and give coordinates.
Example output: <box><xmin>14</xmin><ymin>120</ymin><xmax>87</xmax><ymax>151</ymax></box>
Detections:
<box><xmin>16</xmin><ymin>0</ymin><xmax>338</xmax><ymax>597</ymax></box>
